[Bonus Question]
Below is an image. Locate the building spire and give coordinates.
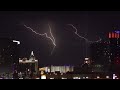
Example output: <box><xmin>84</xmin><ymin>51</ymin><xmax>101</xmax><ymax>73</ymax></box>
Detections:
<box><xmin>29</xmin><ymin>51</ymin><xmax>35</xmax><ymax>60</ymax></box>
<box><xmin>31</xmin><ymin>51</ymin><xmax>34</xmax><ymax>56</ymax></box>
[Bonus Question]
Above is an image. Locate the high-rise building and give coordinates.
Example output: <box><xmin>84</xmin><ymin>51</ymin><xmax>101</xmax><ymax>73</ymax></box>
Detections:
<box><xmin>89</xmin><ymin>40</ymin><xmax>109</xmax><ymax>65</ymax></box>
<box><xmin>90</xmin><ymin>31</ymin><xmax>120</xmax><ymax>72</ymax></box>
<box><xmin>108</xmin><ymin>31</ymin><xmax>120</xmax><ymax>72</ymax></box>
<box><xmin>19</xmin><ymin>51</ymin><xmax>38</xmax><ymax>74</ymax></box>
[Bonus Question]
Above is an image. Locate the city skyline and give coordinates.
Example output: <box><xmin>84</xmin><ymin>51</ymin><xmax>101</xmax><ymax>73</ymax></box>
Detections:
<box><xmin>1</xmin><ymin>11</ymin><xmax>120</xmax><ymax>66</ymax></box>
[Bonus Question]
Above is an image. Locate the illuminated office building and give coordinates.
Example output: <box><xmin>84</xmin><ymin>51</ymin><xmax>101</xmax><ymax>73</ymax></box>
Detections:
<box><xmin>19</xmin><ymin>51</ymin><xmax>38</xmax><ymax>74</ymax></box>
<box><xmin>51</xmin><ymin>65</ymin><xmax>74</xmax><ymax>73</ymax></box>
<box><xmin>41</xmin><ymin>65</ymin><xmax>74</xmax><ymax>73</ymax></box>
<box><xmin>108</xmin><ymin>31</ymin><xmax>120</xmax><ymax>72</ymax></box>
<box><xmin>89</xmin><ymin>31</ymin><xmax>120</xmax><ymax>72</ymax></box>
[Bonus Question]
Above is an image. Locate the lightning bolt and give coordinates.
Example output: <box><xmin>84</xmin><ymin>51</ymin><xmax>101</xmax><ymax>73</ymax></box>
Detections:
<box><xmin>23</xmin><ymin>24</ymin><xmax>56</xmax><ymax>55</ymax></box>
<box><xmin>48</xmin><ymin>24</ymin><xmax>56</xmax><ymax>55</ymax></box>
<box><xmin>67</xmin><ymin>24</ymin><xmax>102</xmax><ymax>43</ymax></box>
<box><xmin>67</xmin><ymin>24</ymin><xmax>102</xmax><ymax>57</ymax></box>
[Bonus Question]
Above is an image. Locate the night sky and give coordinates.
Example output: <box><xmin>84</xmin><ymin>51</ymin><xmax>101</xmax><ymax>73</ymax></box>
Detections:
<box><xmin>0</xmin><ymin>11</ymin><xmax>120</xmax><ymax>66</ymax></box>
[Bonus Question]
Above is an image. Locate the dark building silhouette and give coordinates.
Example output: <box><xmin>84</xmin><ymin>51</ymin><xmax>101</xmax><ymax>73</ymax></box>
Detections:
<box><xmin>89</xmin><ymin>41</ymin><xmax>109</xmax><ymax>65</ymax></box>
<box><xmin>89</xmin><ymin>38</ymin><xmax>111</xmax><ymax>73</ymax></box>
<box><xmin>0</xmin><ymin>38</ymin><xmax>19</xmax><ymax>73</ymax></box>
<box><xmin>13</xmin><ymin>70</ymin><xmax>18</xmax><ymax>79</ymax></box>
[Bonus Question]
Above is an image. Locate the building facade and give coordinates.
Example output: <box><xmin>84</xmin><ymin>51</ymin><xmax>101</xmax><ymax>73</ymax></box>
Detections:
<box><xmin>40</xmin><ymin>65</ymin><xmax>74</xmax><ymax>73</ymax></box>
<box><xmin>19</xmin><ymin>51</ymin><xmax>38</xmax><ymax>74</ymax></box>
<box><xmin>108</xmin><ymin>31</ymin><xmax>120</xmax><ymax>72</ymax></box>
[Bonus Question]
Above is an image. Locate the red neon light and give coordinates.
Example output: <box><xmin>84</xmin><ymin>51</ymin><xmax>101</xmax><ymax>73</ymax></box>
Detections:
<box><xmin>115</xmin><ymin>33</ymin><xmax>117</xmax><ymax>38</ymax></box>
<box><xmin>109</xmin><ymin>32</ymin><xmax>111</xmax><ymax>38</ymax></box>
<box><xmin>112</xmin><ymin>32</ymin><xmax>114</xmax><ymax>38</ymax></box>
<box><xmin>117</xmin><ymin>33</ymin><xmax>119</xmax><ymax>38</ymax></box>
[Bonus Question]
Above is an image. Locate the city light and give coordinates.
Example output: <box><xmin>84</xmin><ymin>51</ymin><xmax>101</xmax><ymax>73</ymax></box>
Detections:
<box><xmin>106</xmin><ymin>76</ymin><xmax>109</xmax><ymax>79</ymax></box>
<box><xmin>97</xmin><ymin>76</ymin><xmax>100</xmax><ymax>79</ymax></box>
<box><xmin>115</xmin><ymin>31</ymin><xmax>120</xmax><ymax>34</ymax></box>
<box><xmin>13</xmin><ymin>40</ymin><xmax>20</xmax><ymax>45</ymax></box>
<box><xmin>62</xmin><ymin>77</ymin><xmax>67</xmax><ymax>79</ymax></box>
<box><xmin>83</xmin><ymin>77</ymin><xmax>85</xmax><ymax>79</ymax></box>
<box><xmin>19</xmin><ymin>78</ymin><xmax>23</xmax><ymax>79</ymax></box>
<box><xmin>85</xmin><ymin>58</ymin><xmax>89</xmax><ymax>60</ymax></box>
<box><xmin>86</xmin><ymin>77</ymin><xmax>89</xmax><ymax>79</ymax></box>
<box><xmin>73</xmin><ymin>77</ymin><xmax>81</xmax><ymax>79</ymax></box>
<box><xmin>36</xmin><ymin>78</ymin><xmax>40</xmax><ymax>79</ymax></box>
<box><xmin>113</xmin><ymin>74</ymin><xmax>117</xmax><ymax>79</ymax></box>
<box><xmin>50</xmin><ymin>78</ymin><xmax>54</xmax><ymax>79</ymax></box>
<box><xmin>41</xmin><ymin>75</ymin><xmax>46</xmax><ymax>79</ymax></box>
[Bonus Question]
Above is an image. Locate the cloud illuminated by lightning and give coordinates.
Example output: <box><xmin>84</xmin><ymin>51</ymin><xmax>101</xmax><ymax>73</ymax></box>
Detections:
<box><xmin>67</xmin><ymin>24</ymin><xmax>102</xmax><ymax>43</ymax></box>
<box><xmin>23</xmin><ymin>24</ymin><xmax>56</xmax><ymax>55</ymax></box>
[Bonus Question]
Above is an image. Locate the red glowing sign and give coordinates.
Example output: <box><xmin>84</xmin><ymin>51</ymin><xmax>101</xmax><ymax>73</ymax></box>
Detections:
<box><xmin>115</xmin><ymin>33</ymin><xmax>117</xmax><ymax>38</ymax></box>
<box><xmin>112</xmin><ymin>32</ymin><xmax>114</xmax><ymax>38</ymax></box>
<box><xmin>108</xmin><ymin>32</ymin><xmax>120</xmax><ymax>38</ymax></box>
<box><xmin>109</xmin><ymin>32</ymin><xmax>111</xmax><ymax>38</ymax></box>
<box><xmin>117</xmin><ymin>33</ymin><xmax>119</xmax><ymax>38</ymax></box>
